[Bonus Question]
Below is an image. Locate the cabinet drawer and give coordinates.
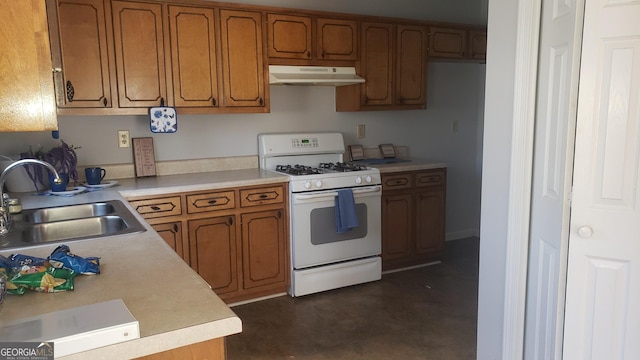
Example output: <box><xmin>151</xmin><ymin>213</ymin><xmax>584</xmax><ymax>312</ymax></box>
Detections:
<box><xmin>240</xmin><ymin>186</ymin><xmax>284</xmax><ymax>207</ymax></box>
<box><xmin>415</xmin><ymin>170</ymin><xmax>446</xmax><ymax>188</ymax></box>
<box><xmin>382</xmin><ymin>174</ymin><xmax>413</xmax><ymax>190</ymax></box>
<box><xmin>186</xmin><ymin>190</ymin><xmax>236</xmax><ymax>214</ymax></box>
<box><xmin>129</xmin><ymin>196</ymin><xmax>182</xmax><ymax>219</ymax></box>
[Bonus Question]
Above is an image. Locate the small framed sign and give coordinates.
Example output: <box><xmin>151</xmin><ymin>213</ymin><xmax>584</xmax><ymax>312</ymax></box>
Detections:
<box><xmin>379</xmin><ymin>143</ymin><xmax>396</xmax><ymax>158</ymax></box>
<box><xmin>348</xmin><ymin>145</ymin><xmax>365</xmax><ymax>161</ymax></box>
<box><xmin>132</xmin><ymin>137</ymin><xmax>157</xmax><ymax>177</ymax></box>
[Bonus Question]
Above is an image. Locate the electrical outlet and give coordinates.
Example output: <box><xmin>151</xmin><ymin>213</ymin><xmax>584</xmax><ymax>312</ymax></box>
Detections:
<box><xmin>118</xmin><ymin>130</ymin><xmax>130</xmax><ymax>148</ymax></box>
<box><xmin>357</xmin><ymin>124</ymin><xmax>366</xmax><ymax>139</ymax></box>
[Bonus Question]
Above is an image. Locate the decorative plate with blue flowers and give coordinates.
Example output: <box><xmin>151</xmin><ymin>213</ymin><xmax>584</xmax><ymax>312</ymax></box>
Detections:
<box><xmin>149</xmin><ymin>106</ymin><xmax>177</xmax><ymax>133</ymax></box>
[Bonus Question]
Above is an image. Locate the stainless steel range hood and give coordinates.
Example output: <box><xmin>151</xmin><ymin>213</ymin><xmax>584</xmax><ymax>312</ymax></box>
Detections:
<box><xmin>268</xmin><ymin>65</ymin><xmax>365</xmax><ymax>86</ymax></box>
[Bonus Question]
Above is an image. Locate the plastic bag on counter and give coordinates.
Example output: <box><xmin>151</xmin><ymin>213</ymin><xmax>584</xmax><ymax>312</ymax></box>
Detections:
<box><xmin>48</xmin><ymin>245</ymin><xmax>101</xmax><ymax>275</ymax></box>
<box><xmin>9</xmin><ymin>265</ymin><xmax>76</xmax><ymax>293</ymax></box>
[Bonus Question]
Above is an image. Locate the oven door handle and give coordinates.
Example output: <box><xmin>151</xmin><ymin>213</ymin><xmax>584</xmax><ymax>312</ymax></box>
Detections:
<box><xmin>294</xmin><ymin>185</ymin><xmax>381</xmax><ymax>200</ymax></box>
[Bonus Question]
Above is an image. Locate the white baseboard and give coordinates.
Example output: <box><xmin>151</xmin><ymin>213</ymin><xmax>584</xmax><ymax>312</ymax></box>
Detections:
<box><xmin>446</xmin><ymin>228</ymin><xmax>480</xmax><ymax>241</ymax></box>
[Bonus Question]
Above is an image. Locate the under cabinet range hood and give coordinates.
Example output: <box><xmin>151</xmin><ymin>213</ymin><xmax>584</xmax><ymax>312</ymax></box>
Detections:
<box><xmin>268</xmin><ymin>65</ymin><xmax>365</xmax><ymax>86</ymax></box>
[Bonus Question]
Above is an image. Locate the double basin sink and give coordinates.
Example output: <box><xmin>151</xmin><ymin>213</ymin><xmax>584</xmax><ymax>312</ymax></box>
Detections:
<box><xmin>0</xmin><ymin>200</ymin><xmax>146</xmax><ymax>250</ymax></box>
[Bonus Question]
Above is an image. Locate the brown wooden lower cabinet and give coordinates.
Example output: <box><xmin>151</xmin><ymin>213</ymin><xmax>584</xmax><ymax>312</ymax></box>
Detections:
<box><xmin>135</xmin><ymin>337</ymin><xmax>225</xmax><ymax>360</ymax></box>
<box><xmin>381</xmin><ymin>168</ymin><xmax>446</xmax><ymax>271</ymax></box>
<box><xmin>127</xmin><ymin>183</ymin><xmax>289</xmax><ymax>303</ymax></box>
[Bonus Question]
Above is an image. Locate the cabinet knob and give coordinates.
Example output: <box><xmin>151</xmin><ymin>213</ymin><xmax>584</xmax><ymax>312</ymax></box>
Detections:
<box><xmin>212</xmin><ymin>98</ymin><xmax>217</xmax><ymax>106</ymax></box>
<box><xmin>103</xmin><ymin>98</ymin><xmax>108</xmax><ymax>107</ymax></box>
<box><xmin>228</xmin><ymin>217</ymin><xmax>233</xmax><ymax>225</ymax></box>
<box><xmin>208</xmin><ymin>199</ymin><xmax>218</xmax><ymax>205</ymax></box>
<box><xmin>150</xmin><ymin>206</ymin><xmax>161</xmax><ymax>211</ymax></box>
<box><xmin>259</xmin><ymin>98</ymin><xmax>264</xmax><ymax>106</ymax></box>
<box><xmin>259</xmin><ymin>194</ymin><xmax>268</xmax><ymax>199</ymax></box>
<box><xmin>307</xmin><ymin>51</ymin><xmax>311</xmax><ymax>58</ymax></box>
<box><xmin>173</xmin><ymin>224</ymin><xmax>179</xmax><ymax>233</ymax></box>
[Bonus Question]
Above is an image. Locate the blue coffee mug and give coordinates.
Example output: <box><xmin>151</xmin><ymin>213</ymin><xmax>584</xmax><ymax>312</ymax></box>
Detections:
<box><xmin>49</xmin><ymin>173</ymin><xmax>69</xmax><ymax>192</ymax></box>
<box><xmin>85</xmin><ymin>167</ymin><xmax>106</xmax><ymax>185</ymax></box>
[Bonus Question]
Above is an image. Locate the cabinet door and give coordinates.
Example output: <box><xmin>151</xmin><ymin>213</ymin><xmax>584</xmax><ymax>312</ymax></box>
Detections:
<box><xmin>189</xmin><ymin>216</ymin><xmax>239</xmax><ymax>295</ymax></box>
<box><xmin>48</xmin><ymin>0</ymin><xmax>113</xmax><ymax>108</ymax></box>
<box><xmin>112</xmin><ymin>1</ymin><xmax>167</xmax><ymax>108</ymax></box>
<box><xmin>267</xmin><ymin>14</ymin><xmax>312</xmax><ymax>60</ymax></box>
<box><xmin>415</xmin><ymin>190</ymin><xmax>446</xmax><ymax>256</ymax></box>
<box><xmin>429</xmin><ymin>27</ymin><xmax>467</xmax><ymax>58</ymax></box>
<box><xmin>168</xmin><ymin>6</ymin><xmax>220</xmax><ymax>108</ymax></box>
<box><xmin>382</xmin><ymin>194</ymin><xmax>414</xmax><ymax>267</ymax></box>
<box><xmin>220</xmin><ymin>9</ymin><xmax>266</xmax><ymax>108</ymax></box>
<box><xmin>469</xmin><ymin>30</ymin><xmax>487</xmax><ymax>60</ymax></box>
<box><xmin>360</xmin><ymin>22</ymin><xmax>393</xmax><ymax>106</ymax></box>
<box><xmin>396</xmin><ymin>25</ymin><xmax>427</xmax><ymax>106</ymax></box>
<box><xmin>152</xmin><ymin>221</ymin><xmax>187</xmax><ymax>263</ymax></box>
<box><xmin>0</xmin><ymin>0</ymin><xmax>57</xmax><ymax>131</ymax></box>
<box><xmin>316</xmin><ymin>18</ymin><xmax>358</xmax><ymax>61</ymax></box>
<box><xmin>241</xmin><ymin>209</ymin><xmax>286</xmax><ymax>289</ymax></box>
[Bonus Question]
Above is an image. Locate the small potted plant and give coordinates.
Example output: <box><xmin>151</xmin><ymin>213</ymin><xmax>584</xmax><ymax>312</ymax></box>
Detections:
<box><xmin>20</xmin><ymin>140</ymin><xmax>80</xmax><ymax>191</ymax></box>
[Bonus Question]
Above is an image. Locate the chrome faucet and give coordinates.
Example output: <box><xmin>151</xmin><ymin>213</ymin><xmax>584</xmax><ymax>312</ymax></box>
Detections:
<box><xmin>0</xmin><ymin>159</ymin><xmax>62</xmax><ymax>235</ymax></box>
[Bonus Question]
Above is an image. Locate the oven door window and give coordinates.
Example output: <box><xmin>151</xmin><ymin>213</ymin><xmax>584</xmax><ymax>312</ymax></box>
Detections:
<box><xmin>310</xmin><ymin>204</ymin><xmax>368</xmax><ymax>244</ymax></box>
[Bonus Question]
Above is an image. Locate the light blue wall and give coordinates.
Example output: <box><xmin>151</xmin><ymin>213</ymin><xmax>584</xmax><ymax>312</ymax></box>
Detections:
<box><xmin>0</xmin><ymin>0</ymin><xmax>487</xmax><ymax>240</ymax></box>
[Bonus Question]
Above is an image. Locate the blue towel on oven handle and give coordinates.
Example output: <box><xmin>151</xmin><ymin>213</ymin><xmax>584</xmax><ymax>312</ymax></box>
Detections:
<box><xmin>335</xmin><ymin>189</ymin><xmax>359</xmax><ymax>233</ymax></box>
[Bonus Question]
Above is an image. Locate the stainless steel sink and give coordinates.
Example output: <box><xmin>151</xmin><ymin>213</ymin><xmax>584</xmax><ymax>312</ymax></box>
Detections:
<box><xmin>24</xmin><ymin>202</ymin><xmax>116</xmax><ymax>223</ymax></box>
<box><xmin>0</xmin><ymin>200</ymin><xmax>146</xmax><ymax>249</ymax></box>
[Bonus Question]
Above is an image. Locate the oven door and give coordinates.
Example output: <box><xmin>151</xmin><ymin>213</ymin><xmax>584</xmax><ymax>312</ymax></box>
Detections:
<box><xmin>291</xmin><ymin>185</ymin><xmax>382</xmax><ymax>269</ymax></box>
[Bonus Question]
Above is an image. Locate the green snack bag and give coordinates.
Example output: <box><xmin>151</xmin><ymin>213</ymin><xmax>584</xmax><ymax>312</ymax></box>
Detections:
<box><xmin>10</xmin><ymin>265</ymin><xmax>76</xmax><ymax>293</ymax></box>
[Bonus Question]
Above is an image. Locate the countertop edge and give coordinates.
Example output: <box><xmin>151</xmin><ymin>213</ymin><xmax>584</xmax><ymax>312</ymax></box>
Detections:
<box><xmin>61</xmin><ymin>316</ymin><xmax>243</xmax><ymax>360</ymax></box>
<box><xmin>372</xmin><ymin>161</ymin><xmax>447</xmax><ymax>173</ymax></box>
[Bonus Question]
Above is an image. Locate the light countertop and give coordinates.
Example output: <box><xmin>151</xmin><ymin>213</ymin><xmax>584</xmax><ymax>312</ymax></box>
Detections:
<box><xmin>0</xmin><ymin>168</ymin><xmax>290</xmax><ymax>359</ymax></box>
<box><xmin>357</xmin><ymin>159</ymin><xmax>447</xmax><ymax>173</ymax></box>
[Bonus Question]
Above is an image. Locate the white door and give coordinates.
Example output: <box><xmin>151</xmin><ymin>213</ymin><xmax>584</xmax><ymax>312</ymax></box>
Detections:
<box><xmin>563</xmin><ymin>0</ymin><xmax>640</xmax><ymax>357</ymax></box>
<box><xmin>524</xmin><ymin>0</ymin><xmax>582</xmax><ymax>357</ymax></box>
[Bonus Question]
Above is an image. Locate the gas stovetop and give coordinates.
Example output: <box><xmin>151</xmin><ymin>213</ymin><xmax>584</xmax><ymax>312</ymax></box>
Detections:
<box><xmin>258</xmin><ymin>132</ymin><xmax>382</xmax><ymax>192</ymax></box>
<box><xmin>275</xmin><ymin>162</ymin><xmax>369</xmax><ymax>176</ymax></box>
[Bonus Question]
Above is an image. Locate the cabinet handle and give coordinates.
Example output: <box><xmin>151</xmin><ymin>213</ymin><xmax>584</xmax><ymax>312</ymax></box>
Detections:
<box><xmin>308</xmin><ymin>51</ymin><xmax>312</xmax><ymax>58</ymax></box>
<box><xmin>66</xmin><ymin>80</ymin><xmax>74</xmax><ymax>102</ymax></box>
<box><xmin>277</xmin><ymin>210</ymin><xmax>282</xmax><ymax>219</ymax></box>
<box><xmin>212</xmin><ymin>98</ymin><xmax>216</xmax><ymax>106</ymax></box>
<box><xmin>103</xmin><ymin>98</ymin><xmax>108</xmax><ymax>107</ymax></box>
<box><xmin>259</xmin><ymin>98</ymin><xmax>264</xmax><ymax>106</ymax></box>
<box><xmin>160</xmin><ymin>97</ymin><xmax>165</xmax><ymax>106</ymax></box>
<box><xmin>173</xmin><ymin>224</ymin><xmax>178</xmax><ymax>232</ymax></box>
<box><xmin>52</xmin><ymin>68</ymin><xmax>62</xmax><ymax>73</ymax></box>
<box><xmin>208</xmin><ymin>199</ymin><xmax>217</xmax><ymax>205</ymax></box>
<box><xmin>150</xmin><ymin>206</ymin><xmax>161</xmax><ymax>211</ymax></box>
<box><xmin>320</xmin><ymin>50</ymin><xmax>324</xmax><ymax>58</ymax></box>
<box><xmin>259</xmin><ymin>194</ymin><xmax>268</xmax><ymax>199</ymax></box>
<box><xmin>228</xmin><ymin>217</ymin><xmax>233</xmax><ymax>225</ymax></box>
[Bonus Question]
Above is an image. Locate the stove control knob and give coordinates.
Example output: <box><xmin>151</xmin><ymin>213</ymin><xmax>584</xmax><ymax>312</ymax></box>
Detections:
<box><xmin>315</xmin><ymin>180</ymin><xmax>323</xmax><ymax>188</ymax></box>
<box><xmin>304</xmin><ymin>181</ymin><xmax>312</xmax><ymax>189</ymax></box>
<box><xmin>365</xmin><ymin>175</ymin><xmax>372</xmax><ymax>183</ymax></box>
<box><xmin>355</xmin><ymin>176</ymin><xmax>363</xmax><ymax>184</ymax></box>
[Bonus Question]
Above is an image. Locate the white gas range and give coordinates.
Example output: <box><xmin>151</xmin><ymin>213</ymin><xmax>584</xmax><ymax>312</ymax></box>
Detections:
<box><xmin>258</xmin><ymin>132</ymin><xmax>382</xmax><ymax>296</ymax></box>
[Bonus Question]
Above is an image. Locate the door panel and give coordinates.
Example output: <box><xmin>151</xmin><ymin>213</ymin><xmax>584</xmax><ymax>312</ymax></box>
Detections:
<box><xmin>564</xmin><ymin>0</ymin><xmax>640</xmax><ymax>358</ymax></box>
<box><xmin>524</xmin><ymin>0</ymin><xmax>582</xmax><ymax>356</ymax></box>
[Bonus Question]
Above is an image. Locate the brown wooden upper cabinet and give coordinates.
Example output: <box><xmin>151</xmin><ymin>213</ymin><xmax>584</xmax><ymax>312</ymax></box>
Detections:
<box><xmin>220</xmin><ymin>9</ymin><xmax>267</xmax><ymax>109</ymax></box>
<box><xmin>267</xmin><ymin>13</ymin><xmax>357</xmax><ymax>63</ymax></box>
<box><xmin>47</xmin><ymin>0</ymin><xmax>115</xmax><ymax>109</ymax></box>
<box><xmin>112</xmin><ymin>1</ymin><xmax>168</xmax><ymax>108</ymax></box>
<box><xmin>469</xmin><ymin>30</ymin><xmax>487</xmax><ymax>59</ymax></box>
<box><xmin>168</xmin><ymin>5</ymin><xmax>221</xmax><ymax>108</ymax></box>
<box><xmin>429</xmin><ymin>26</ymin><xmax>486</xmax><ymax>61</ymax></box>
<box><xmin>0</xmin><ymin>0</ymin><xmax>57</xmax><ymax>131</ymax></box>
<box><xmin>336</xmin><ymin>22</ymin><xmax>427</xmax><ymax>111</ymax></box>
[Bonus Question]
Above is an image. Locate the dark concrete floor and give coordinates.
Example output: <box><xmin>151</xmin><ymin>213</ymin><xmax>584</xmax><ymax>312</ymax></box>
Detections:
<box><xmin>226</xmin><ymin>237</ymin><xmax>479</xmax><ymax>360</ymax></box>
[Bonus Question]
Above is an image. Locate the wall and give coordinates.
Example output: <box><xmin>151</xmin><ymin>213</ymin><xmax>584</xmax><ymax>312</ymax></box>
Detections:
<box><xmin>477</xmin><ymin>0</ymin><xmax>519</xmax><ymax>357</ymax></box>
<box><xmin>0</xmin><ymin>0</ymin><xmax>487</xmax><ymax>240</ymax></box>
